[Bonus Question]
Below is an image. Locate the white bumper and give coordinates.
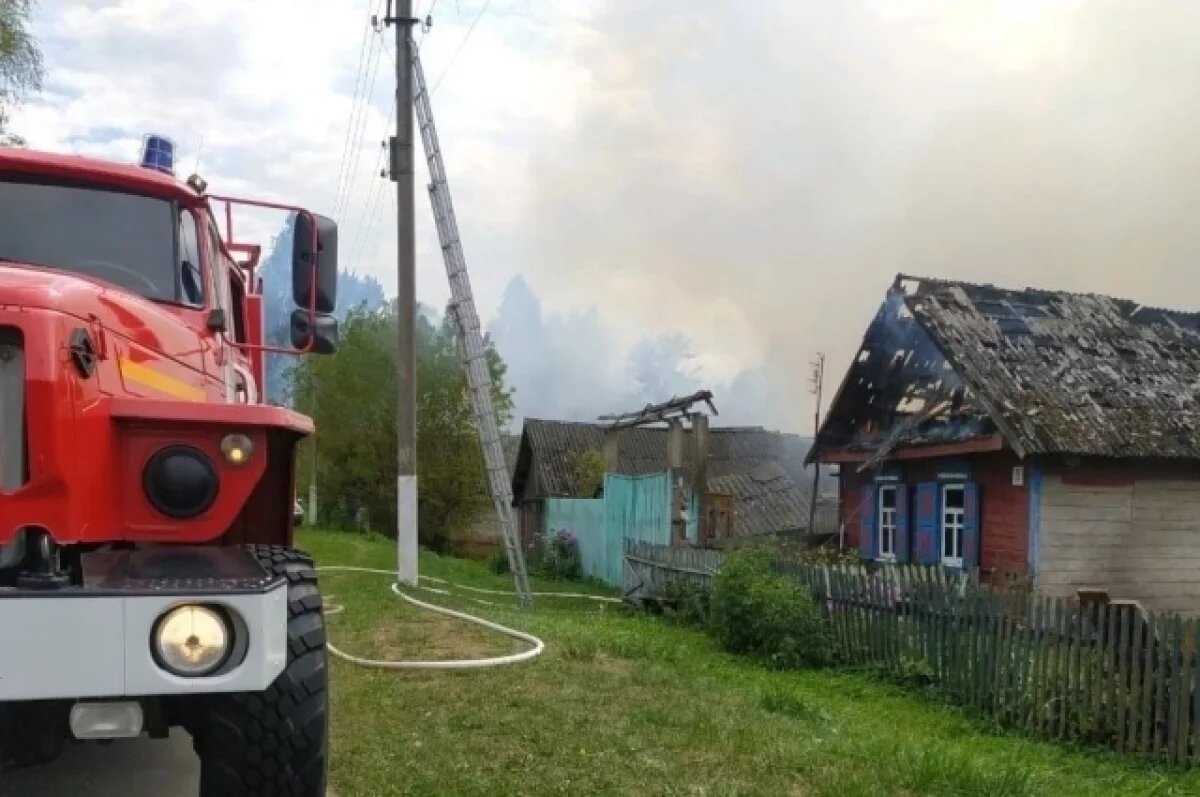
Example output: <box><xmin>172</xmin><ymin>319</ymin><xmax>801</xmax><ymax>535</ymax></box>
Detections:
<box><xmin>0</xmin><ymin>582</ymin><xmax>288</xmax><ymax>701</ymax></box>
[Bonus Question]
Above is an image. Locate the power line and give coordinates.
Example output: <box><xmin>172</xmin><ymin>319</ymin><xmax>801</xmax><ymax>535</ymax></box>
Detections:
<box><xmin>334</xmin><ymin>28</ymin><xmax>388</xmax><ymax>221</ymax></box>
<box><xmin>331</xmin><ymin>1</ymin><xmax>377</xmax><ymax>217</ymax></box>
<box><xmin>430</xmin><ymin>0</ymin><xmax>491</xmax><ymax>94</ymax></box>
<box><xmin>346</xmin><ymin>106</ymin><xmax>396</xmax><ymax>272</ymax></box>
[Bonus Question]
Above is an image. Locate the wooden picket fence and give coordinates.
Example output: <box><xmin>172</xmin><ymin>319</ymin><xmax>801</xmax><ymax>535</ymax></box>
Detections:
<box><xmin>621</xmin><ymin>542</ymin><xmax>1200</xmax><ymax>765</ymax></box>
<box><xmin>622</xmin><ymin>539</ymin><xmax>723</xmax><ymax>603</ymax></box>
<box><xmin>788</xmin><ymin>563</ymin><xmax>1200</xmax><ymax>766</ymax></box>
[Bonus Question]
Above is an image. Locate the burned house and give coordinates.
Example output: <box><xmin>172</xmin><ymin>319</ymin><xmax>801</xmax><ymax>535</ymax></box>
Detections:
<box><xmin>511</xmin><ymin>419</ymin><xmax>831</xmax><ymax>548</ymax></box>
<box><xmin>813</xmin><ymin>274</ymin><xmax>1200</xmax><ymax>614</ymax></box>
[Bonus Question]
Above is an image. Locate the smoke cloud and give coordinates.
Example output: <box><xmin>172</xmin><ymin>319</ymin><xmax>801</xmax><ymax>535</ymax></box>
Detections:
<box><xmin>486</xmin><ymin>1</ymin><xmax>1200</xmax><ymax>432</ymax></box>
<box><xmin>488</xmin><ymin>277</ymin><xmax>785</xmax><ymax>428</ymax></box>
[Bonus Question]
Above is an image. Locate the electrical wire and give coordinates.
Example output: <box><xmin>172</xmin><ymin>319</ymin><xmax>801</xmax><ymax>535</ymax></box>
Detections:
<box><xmin>331</xmin><ymin>1</ymin><xmax>377</xmax><ymax>217</ymax></box>
<box><xmin>430</xmin><ymin>0</ymin><xmax>490</xmax><ymax>94</ymax></box>
<box><xmin>334</xmin><ymin>23</ymin><xmax>388</xmax><ymax>221</ymax></box>
<box><xmin>345</xmin><ymin>105</ymin><xmax>394</xmax><ymax>271</ymax></box>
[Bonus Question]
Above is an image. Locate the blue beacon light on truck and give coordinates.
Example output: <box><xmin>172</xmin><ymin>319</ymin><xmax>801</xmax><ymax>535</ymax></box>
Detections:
<box><xmin>140</xmin><ymin>134</ymin><xmax>175</xmax><ymax>176</ymax></box>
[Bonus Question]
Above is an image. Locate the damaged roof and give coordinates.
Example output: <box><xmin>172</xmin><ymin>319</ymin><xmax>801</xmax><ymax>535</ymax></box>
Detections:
<box><xmin>512</xmin><ymin>419</ymin><xmax>820</xmax><ymax>535</ymax></box>
<box><xmin>839</xmin><ymin>274</ymin><xmax>1200</xmax><ymax>460</ymax></box>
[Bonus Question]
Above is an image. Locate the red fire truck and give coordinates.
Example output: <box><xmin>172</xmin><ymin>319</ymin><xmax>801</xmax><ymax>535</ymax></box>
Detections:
<box><xmin>0</xmin><ymin>136</ymin><xmax>338</xmax><ymax>795</ymax></box>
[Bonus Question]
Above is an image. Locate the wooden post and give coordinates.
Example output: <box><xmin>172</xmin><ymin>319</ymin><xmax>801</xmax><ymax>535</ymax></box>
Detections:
<box><xmin>667</xmin><ymin>419</ymin><xmax>685</xmax><ymax>546</ymax></box>
<box><xmin>691</xmin><ymin>414</ymin><xmax>709</xmax><ymax>544</ymax></box>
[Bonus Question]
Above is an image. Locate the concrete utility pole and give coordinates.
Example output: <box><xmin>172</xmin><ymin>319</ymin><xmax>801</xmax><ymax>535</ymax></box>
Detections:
<box><xmin>387</xmin><ymin>0</ymin><xmax>418</xmax><ymax>585</ymax></box>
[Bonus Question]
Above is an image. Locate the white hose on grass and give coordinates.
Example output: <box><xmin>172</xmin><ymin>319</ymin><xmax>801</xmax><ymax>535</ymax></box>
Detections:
<box><xmin>421</xmin><ymin>574</ymin><xmax>622</xmax><ymax>603</ymax></box>
<box><xmin>316</xmin><ymin>565</ymin><xmax>548</xmax><ymax>670</ymax></box>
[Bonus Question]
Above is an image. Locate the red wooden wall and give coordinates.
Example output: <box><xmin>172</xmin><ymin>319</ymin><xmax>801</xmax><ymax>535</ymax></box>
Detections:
<box><xmin>838</xmin><ymin>450</ymin><xmax>1029</xmax><ymax>575</ymax></box>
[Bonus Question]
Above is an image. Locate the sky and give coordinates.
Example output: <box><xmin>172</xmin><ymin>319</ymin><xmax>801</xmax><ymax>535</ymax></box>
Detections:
<box><xmin>11</xmin><ymin>1</ymin><xmax>1200</xmax><ymax>432</ymax></box>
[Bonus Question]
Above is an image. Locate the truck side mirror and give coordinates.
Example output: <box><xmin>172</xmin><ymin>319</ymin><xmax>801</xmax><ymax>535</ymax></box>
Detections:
<box><xmin>290</xmin><ymin>309</ymin><xmax>339</xmax><ymax>355</ymax></box>
<box><xmin>292</xmin><ymin>213</ymin><xmax>338</xmax><ymax>314</ymax></box>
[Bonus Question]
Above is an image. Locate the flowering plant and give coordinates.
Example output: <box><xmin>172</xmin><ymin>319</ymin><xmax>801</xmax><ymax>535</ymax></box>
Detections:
<box><xmin>542</xmin><ymin>528</ymin><xmax>582</xmax><ymax>580</ymax></box>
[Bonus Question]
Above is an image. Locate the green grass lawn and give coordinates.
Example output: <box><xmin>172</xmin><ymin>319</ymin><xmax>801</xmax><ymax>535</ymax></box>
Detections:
<box><xmin>299</xmin><ymin>529</ymin><xmax>1200</xmax><ymax>796</ymax></box>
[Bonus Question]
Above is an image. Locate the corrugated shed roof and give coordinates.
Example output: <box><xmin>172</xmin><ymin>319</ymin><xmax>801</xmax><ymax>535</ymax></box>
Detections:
<box><xmin>902</xmin><ymin>276</ymin><xmax>1200</xmax><ymax>458</ymax></box>
<box><xmin>513</xmin><ymin>419</ymin><xmax>814</xmax><ymax>535</ymax></box>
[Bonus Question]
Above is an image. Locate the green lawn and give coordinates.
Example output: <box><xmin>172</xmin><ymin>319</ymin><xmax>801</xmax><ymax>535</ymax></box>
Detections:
<box><xmin>299</xmin><ymin>529</ymin><xmax>1200</xmax><ymax>796</ymax></box>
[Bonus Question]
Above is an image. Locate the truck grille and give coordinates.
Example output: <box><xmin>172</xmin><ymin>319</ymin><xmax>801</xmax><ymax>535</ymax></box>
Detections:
<box><xmin>0</xmin><ymin>327</ymin><xmax>26</xmax><ymax>491</ymax></box>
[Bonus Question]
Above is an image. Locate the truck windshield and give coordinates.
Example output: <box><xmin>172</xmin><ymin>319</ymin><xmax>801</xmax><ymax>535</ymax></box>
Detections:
<box><xmin>0</xmin><ymin>178</ymin><xmax>190</xmax><ymax>304</ymax></box>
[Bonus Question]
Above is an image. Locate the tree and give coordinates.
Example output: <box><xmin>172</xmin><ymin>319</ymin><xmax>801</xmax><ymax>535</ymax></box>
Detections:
<box><xmin>569</xmin><ymin>448</ymin><xmax>605</xmax><ymax>498</ymax></box>
<box><xmin>257</xmin><ymin>216</ymin><xmax>385</xmax><ymax>404</ymax></box>
<box><xmin>0</xmin><ymin>0</ymin><xmax>43</xmax><ymax>146</ymax></box>
<box><xmin>293</xmin><ymin>301</ymin><xmax>515</xmax><ymax>551</ymax></box>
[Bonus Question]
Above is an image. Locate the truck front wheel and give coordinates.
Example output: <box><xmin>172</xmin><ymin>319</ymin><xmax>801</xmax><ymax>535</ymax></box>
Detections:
<box><xmin>196</xmin><ymin>546</ymin><xmax>328</xmax><ymax>796</ymax></box>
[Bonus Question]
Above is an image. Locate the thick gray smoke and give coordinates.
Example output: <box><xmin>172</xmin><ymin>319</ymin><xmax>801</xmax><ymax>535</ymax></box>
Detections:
<box><xmin>488</xmin><ymin>277</ymin><xmax>783</xmax><ymax>428</ymax></box>
<box><xmin>491</xmin><ymin>1</ymin><xmax>1200</xmax><ymax>431</ymax></box>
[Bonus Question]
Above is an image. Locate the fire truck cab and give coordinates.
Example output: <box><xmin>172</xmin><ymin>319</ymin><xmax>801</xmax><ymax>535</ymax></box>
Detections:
<box><xmin>0</xmin><ymin>136</ymin><xmax>337</xmax><ymax>796</ymax></box>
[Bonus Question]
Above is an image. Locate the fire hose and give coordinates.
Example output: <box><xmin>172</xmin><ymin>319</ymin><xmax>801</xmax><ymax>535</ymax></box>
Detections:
<box><xmin>316</xmin><ymin>566</ymin><xmax>618</xmax><ymax>671</ymax></box>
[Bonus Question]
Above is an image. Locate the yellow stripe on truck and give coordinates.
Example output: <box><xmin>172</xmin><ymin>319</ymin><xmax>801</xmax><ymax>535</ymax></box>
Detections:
<box><xmin>119</xmin><ymin>357</ymin><xmax>205</xmax><ymax>402</ymax></box>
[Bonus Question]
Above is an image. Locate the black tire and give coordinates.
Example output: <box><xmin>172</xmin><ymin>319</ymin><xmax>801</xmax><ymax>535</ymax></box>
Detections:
<box><xmin>196</xmin><ymin>546</ymin><xmax>328</xmax><ymax>796</ymax></box>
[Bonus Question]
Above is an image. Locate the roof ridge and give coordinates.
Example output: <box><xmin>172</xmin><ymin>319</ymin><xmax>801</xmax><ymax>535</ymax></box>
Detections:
<box><xmin>895</xmin><ymin>272</ymin><xmax>1200</xmax><ymax>321</ymax></box>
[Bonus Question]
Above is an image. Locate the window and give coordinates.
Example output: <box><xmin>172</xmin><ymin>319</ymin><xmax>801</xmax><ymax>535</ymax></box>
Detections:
<box><xmin>0</xmin><ymin>178</ymin><xmax>178</xmax><ymax>302</ymax></box>
<box><xmin>942</xmin><ymin>484</ymin><xmax>965</xmax><ymax>567</ymax></box>
<box><xmin>878</xmin><ymin>485</ymin><xmax>897</xmax><ymax>560</ymax></box>
<box><xmin>178</xmin><ymin>210</ymin><xmax>203</xmax><ymax>306</ymax></box>
<box><xmin>228</xmin><ymin>271</ymin><xmax>247</xmax><ymax>343</ymax></box>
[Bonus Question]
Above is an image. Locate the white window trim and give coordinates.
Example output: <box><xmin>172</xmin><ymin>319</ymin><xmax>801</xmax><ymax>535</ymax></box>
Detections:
<box><xmin>877</xmin><ymin>485</ymin><xmax>897</xmax><ymax>563</ymax></box>
<box><xmin>941</xmin><ymin>483</ymin><xmax>965</xmax><ymax>568</ymax></box>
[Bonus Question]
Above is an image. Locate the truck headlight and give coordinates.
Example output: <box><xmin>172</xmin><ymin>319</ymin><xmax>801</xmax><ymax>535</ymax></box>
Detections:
<box><xmin>152</xmin><ymin>605</ymin><xmax>231</xmax><ymax>677</ymax></box>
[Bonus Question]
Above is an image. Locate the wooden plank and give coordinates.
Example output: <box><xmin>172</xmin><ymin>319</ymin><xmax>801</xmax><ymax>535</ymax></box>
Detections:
<box><xmin>1103</xmin><ymin>601</ymin><xmax>1117</xmax><ymax>745</ymax></box>
<box><xmin>994</xmin><ymin>592</ymin><xmax>1011</xmax><ymax>726</ymax></box>
<box><xmin>1166</xmin><ymin>616</ymin><xmax>1180</xmax><ymax>765</ymax></box>
<box><xmin>838</xmin><ymin>568</ymin><xmax>852</xmax><ymax>664</ymax></box>
<box><xmin>944</xmin><ymin>582</ymin><xmax>955</xmax><ymax>701</ymax></box>
<box><xmin>868</xmin><ymin>569</ymin><xmax>880</xmax><ymax>665</ymax></box>
<box><xmin>1084</xmin><ymin>601</ymin><xmax>1098</xmax><ymax>743</ymax></box>
<box><xmin>1053</xmin><ymin>597</ymin><xmax>1068</xmax><ymax>741</ymax></box>
<box><xmin>839</xmin><ymin>568</ymin><xmax>852</xmax><ymax>664</ymax></box>
<box><xmin>934</xmin><ymin>578</ymin><xmax>946</xmax><ymax>689</ymax></box>
<box><xmin>1068</xmin><ymin>598</ymin><xmax>1083</xmax><ymax>743</ymax></box>
<box><xmin>953</xmin><ymin>585</ymin><xmax>965</xmax><ymax>705</ymax></box>
<box><xmin>850</xmin><ymin>568</ymin><xmax>862</xmax><ymax>665</ymax></box>
<box><xmin>1082</xmin><ymin>602</ymin><xmax>1098</xmax><ymax>737</ymax></box>
<box><xmin>1116</xmin><ymin>604</ymin><xmax>1131</xmax><ymax>754</ymax></box>
<box><xmin>1155</xmin><ymin>614</ymin><xmax>1170</xmax><ymax>759</ymax></box>
<box><xmin>868</xmin><ymin>572</ymin><xmax>880</xmax><ymax>664</ymax></box>
<box><xmin>883</xmin><ymin>569</ymin><xmax>896</xmax><ymax>672</ymax></box>
<box><xmin>966</xmin><ymin>589</ymin><xmax>980</xmax><ymax>715</ymax></box>
<box><xmin>829</xmin><ymin>567</ymin><xmax>844</xmax><ymax>663</ymax></box>
<box><xmin>1132</xmin><ymin>607</ymin><xmax>1148</xmax><ymax>755</ymax></box>
<box><xmin>1140</xmin><ymin>611</ymin><xmax>1156</xmax><ymax>755</ymax></box>
<box><xmin>1192</xmin><ymin>621</ymin><xmax>1200</xmax><ymax>765</ymax></box>
<box><xmin>1025</xmin><ymin>594</ymin><xmax>1040</xmax><ymax>734</ymax></box>
<box><xmin>1041</xmin><ymin>597</ymin><xmax>1051</xmax><ymax>739</ymax></box>
<box><xmin>1171</xmin><ymin>617</ymin><xmax>1189</xmax><ymax>765</ymax></box>
<box><xmin>1180</xmin><ymin>619</ymin><xmax>1195</xmax><ymax>765</ymax></box>
<box><xmin>1011</xmin><ymin>596</ymin><xmax>1028</xmax><ymax>730</ymax></box>
<box><xmin>844</xmin><ymin>568</ymin><xmax>859</xmax><ymax>666</ymax></box>
<box><xmin>1035</xmin><ymin>594</ymin><xmax>1050</xmax><ymax>736</ymax></box>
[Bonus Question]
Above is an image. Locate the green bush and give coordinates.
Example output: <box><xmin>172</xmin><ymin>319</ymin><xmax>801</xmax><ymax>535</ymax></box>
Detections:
<box><xmin>486</xmin><ymin>549</ymin><xmax>510</xmax><ymax>575</ymax></box>
<box><xmin>540</xmin><ymin>529</ymin><xmax>582</xmax><ymax>580</ymax></box>
<box><xmin>709</xmin><ymin>546</ymin><xmax>833</xmax><ymax>669</ymax></box>
<box><xmin>662</xmin><ymin>578</ymin><xmax>710</xmax><ymax>626</ymax></box>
